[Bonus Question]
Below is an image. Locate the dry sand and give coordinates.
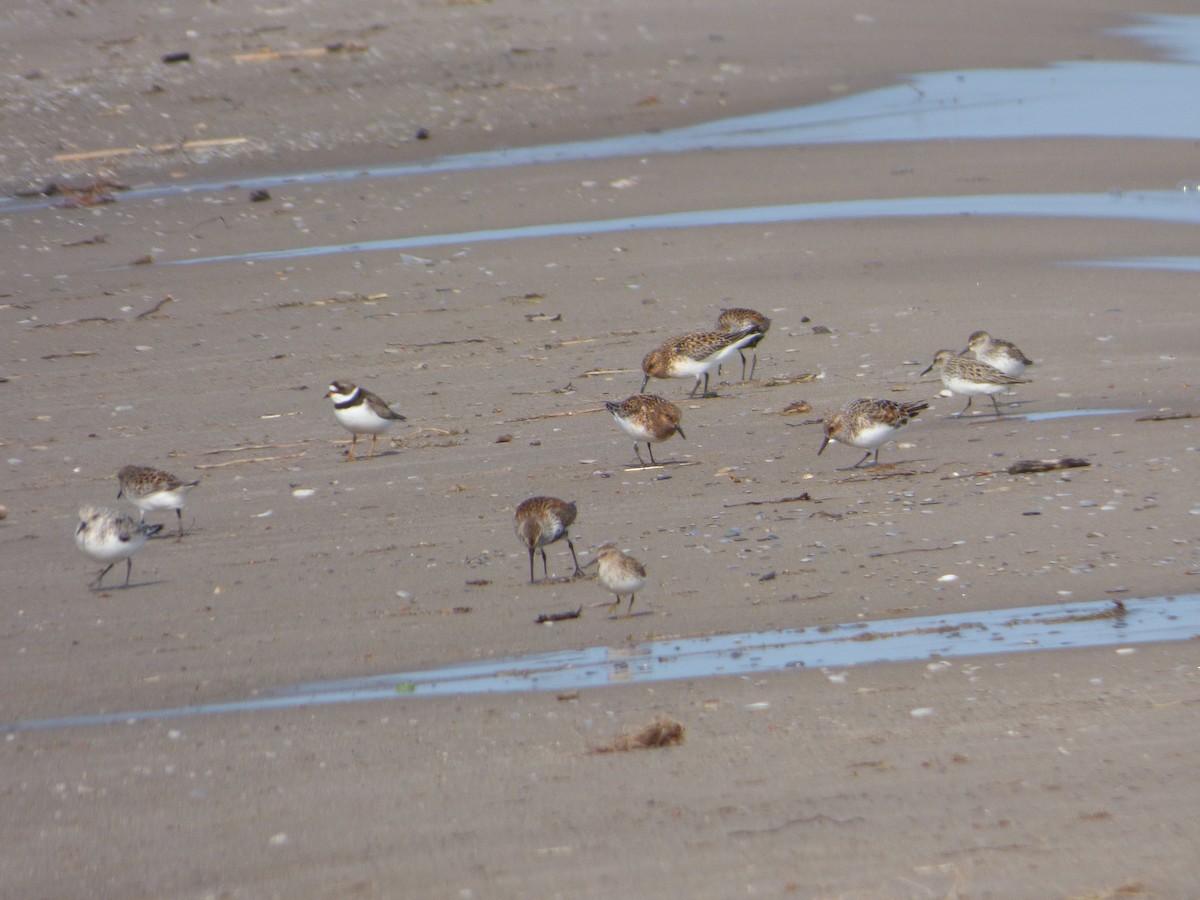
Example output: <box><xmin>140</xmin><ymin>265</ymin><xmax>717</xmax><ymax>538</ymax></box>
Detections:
<box><xmin>4</xmin><ymin>0</ymin><xmax>1200</xmax><ymax>897</ymax></box>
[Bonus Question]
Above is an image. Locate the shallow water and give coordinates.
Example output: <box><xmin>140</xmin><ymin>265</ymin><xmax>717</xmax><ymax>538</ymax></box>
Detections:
<box><xmin>1071</xmin><ymin>256</ymin><xmax>1200</xmax><ymax>272</ymax></box>
<box><xmin>3</xmin><ymin>14</ymin><xmax>1197</xmax><ymax>219</ymax></box>
<box><xmin>155</xmin><ymin>190</ymin><xmax>1200</xmax><ymax>267</ymax></box>
<box><xmin>7</xmin><ymin>595</ymin><xmax>1197</xmax><ymax>732</ymax></box>
<box><xmin>1020</xmin><ymin>408</ymin><xmax>1144</xmax><ymax>423</ymax></box>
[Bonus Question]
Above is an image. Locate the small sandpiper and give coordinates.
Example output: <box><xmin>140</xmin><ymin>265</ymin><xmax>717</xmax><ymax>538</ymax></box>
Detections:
<box><xmin>605</xmin><ymin>393</ymin><xmax>686</xmax><ymax>467</ymax></box>
<box><xmin>715</xmin><ymin>307</ymin><xmax>771</xmax><ymax>380</ymax></box>
<box><xmin>514</xmin><ymin>496</ymin><xmax>582</xmax><ymax>583</ymax></box>
<box><xmin>818</xmin><ymin>398</ymin><xmax>929</xmax><ymax>468</ymax></box>
<box><xmin>75</xmin><ymin>505</ymin><xmax>162</xmax><ymax>589</ymax></box>
<box><xmin>961</xmin><ymin>330</ymin><xmax>1033</xmax><ymax>377</ymax></box>
<box><xmin>595</xmin><ymin>543</ymin><xmax>648</xmax><ymax>618</ymax></box>
<box><xmin>921</xmin><ymin>350</ymin><xmax>1030</xmax><ymax>417</ymax></box>
<box><xmin>641</xmin><ymin>326</ymin><xmax>765</xmax><ymax>398</ymax></box>
<box><xmin>117</xmin><ymin>465</ymin><xmax>199</xmax><ymax>540</ymax></box>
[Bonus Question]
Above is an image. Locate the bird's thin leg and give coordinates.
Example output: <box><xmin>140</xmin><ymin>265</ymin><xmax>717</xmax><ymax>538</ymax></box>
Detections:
<box><xmin>176</xmin><ymin>508</ymin><xmax>184</xmax><ymax>541</ymax></box>
<box><xmin>633</xmin><ymin>444</ymin><xmax>647</xmax><ymax>467</ymax></box>
<box><xmin>540</xmin><ymin>548</ymin><xmax>549</xmax><ymax>580</ymax></box>
<box><xmin>566</xmin><ymin>538</ymin><xmax>582</xmax><ymax>578</ymax></box>
<box><xmin>647</xmin><ymin>444</ymin><xmax>658</xmax><ymax>466</ymax></box>
<box><xmin>990</xmin><ymin>394</ymin><xmax>1003</xmax><ymax>416</ymax></box>
<box><xmin>739</xmin><ymin>350</ymin><xmax>748</xmax><ymax>382</ymax></box>
<box><xmin>346</xmin><ymin>434</ymin><xmax>358</xmax><ymax>460</ymax></box>
<box><xmin>957</xmin><ymin>396</ymin><xmax>974</xmax><ymax>417</ymax></box>
<box><xmin>123</xmin><ymin>557</ymin><xmax>133</xmax><ymax>586</ymax></box>
<box><xmin>93</xmin><ymin>563</ymin><xmax>115</xmax><ymax>589</ymax></box>
<box><xmin>625</xmin><ymin>594</ymin><xmax>636</xmax><ymax>618</ymax></box>
<box><xmin>853</xmin><ymin>451</ymin><xmax>873</xmax><ymax>468</ymax></box>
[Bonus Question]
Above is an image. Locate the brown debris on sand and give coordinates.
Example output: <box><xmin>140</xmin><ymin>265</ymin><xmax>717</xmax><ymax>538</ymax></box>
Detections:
<box><xmin>591</xmin><ymin>715</ymin><xmax>686</xmax><ymax>753</ymax></box>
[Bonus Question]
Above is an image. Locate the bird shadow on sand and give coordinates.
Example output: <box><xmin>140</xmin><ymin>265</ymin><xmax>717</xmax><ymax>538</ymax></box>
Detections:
<box><xmin>88</xmin><ymin>578</ymin><xmax>166</xmax><ymax>593</ymax></box>
<box><xmin>949</xmin><ymin>398</ymin><xmax>1038</xmax><ymax>420</ymax></box>
<box><xmin>607</xmin><ymin>608</ymin><xmax>654</xmax><ymax>620</ymax></box>
<box><xmin>622</xmin><ymin>459</ymin><xmax>699</xmax><ymax>472</ymax></box>
<box><xmin>830</xmin><ymin>457</ymin><xmax>938</xmax><ymax>476</ymax></box>
<box><xmin>146</xmin><ymin>526</ymin><xmax>198</xmax><ymax>541</ymax></box>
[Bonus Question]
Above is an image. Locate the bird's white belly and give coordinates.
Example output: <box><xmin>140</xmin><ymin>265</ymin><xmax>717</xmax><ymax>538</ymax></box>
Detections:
<box><xmin>944</xmin><ymin>374</ymin><xmax>1007</xmax><ymax>396</ymax></box>
<box><xmin>612</xmin><ymin>413</ymin><xmax>655</xmax><ymax>443</ymax></box>
<box><xmin>77</xmin><ymin>529</ymin><xmax>144</xmax><ymax>563</ymax></box>
<box><xmin>133</xmin><ymin>490</ymin><xmax>186</xmax><ymax>513</ymax></box>
<box><xmin>668</xmin><ymin>355</ymin><xmax>718</xmax><ymax>379</ymax></box>
<box><xmin>843</xmin><ymin>421</ymin><xmax>897</xmax><ymax>450</ymax></box>
<box><xmin>335</xmin><ymin>404</ymin><xmax>391</xmax><ymax>434</ymax></box>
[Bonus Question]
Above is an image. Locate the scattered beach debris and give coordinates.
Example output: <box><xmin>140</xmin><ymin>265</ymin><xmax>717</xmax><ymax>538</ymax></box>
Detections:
<box><xmin>591</xmin><ymin>715</ymin><xmax>686</xmax><ymax>754</ymax></box>
<box><xmin>1007</xmin><ymin>457</ymin><xmax>1091</xmax><ymax>474</ymax></box>
<box><xmin>232</xmin><ymin>43</ymin><xmax>368</xmax><ymax>63</ymax></box>
<box><xmin>52</xmin><ymin>138</ymin><xmax>255</xmax><ymax>165</ymax></box>
<box><xmin>535</xmin><ymin>607</ymin><xmax>582</xmax><ymax>624</ymax></box>
<box><xmin>724</xmin><ymin>493</ymin><xmax>812</xmax><ymax>508</ymax></box>
<box><xmin>760</xmin><ymin>373</ymin><xmax>821</xmax><ymax>387</ymax></box>
<box><xmin>136</xmin><ymin>295</ymin><xmax>174</xmax><ymax>319</ymax></box>
<box><xmin>61</xmin><ymin>234</ymin><xmax>107</xmax><ymax>247</ymax></box>
<box><xmin>1136</xmin><ymin>411</ymin><xmax>1197</xmax><ymax>422</ymax></box>
<box><xmin>777</xmin><ymin>400</ymin><xmax>812</xmax><ymax>415</ymax></box>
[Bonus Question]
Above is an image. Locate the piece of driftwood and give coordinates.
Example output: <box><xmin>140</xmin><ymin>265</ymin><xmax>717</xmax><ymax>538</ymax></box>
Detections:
<box><xmin>388</xmin><ymin>337</ymin><xmax>486</xmax><ymax>349</ymax></box>
<box><xmin>201</xmin><ymin>441</ymin><xmax>313</xmax><ymax>456</ymax></box>
<box><xmin>507</xmin><ymin>406</ymin><xmax>606</xmax><ymax>423</ymax></box>
<box><xmin>231</xmin><ymin>43</ymin><xmax>368</xmax><ymax>63</ymax></box>
<box><xmin>135</xmin><ymin>295</ymin><xmax>174</xmax><ymax>319</ymax></box>
<box><xmin>194</xmin><ymin>451</ymin><xmax>306</xmax><ymax>469</ymax></box>
<box><xmin>578</xmin><ymin>368</ymin><xmax>633</xmax><ymax>378</ymax></box>
<box><xmin>760</xmin><ymin>373</ymin><xmax>821</xmax><ymax>387</ymax></box>
<box><xmin>61</xmin><ymin>234</ymin><xmax>107</xmax><ymax>247</ymax></box>
<box><xmin>535</xmin><ymin>607</ymin><xmax>582</xmax><ymax>624</ymax></box>
<box><xmin>724</xmin><ymin>493</ymin><xmax>812</xmax><ymax>507</ymax></box>
<box><xmin>1007</xmin><ymin>457</ymin><xmax>1090</xmax><ymax>475</ymax></box>
<box><xmin>53</xmin><ymin>138</ymin><xmax>252</xmax><ymax>164</ymax></box>
<box><xmin>1136</xmin><ymin>411</ymin><xmax>1197</xmax><ymax>422</ymax></box>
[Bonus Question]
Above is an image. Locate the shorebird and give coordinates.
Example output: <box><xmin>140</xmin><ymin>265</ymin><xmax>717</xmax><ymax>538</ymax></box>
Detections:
<box><xmin>605</xmin><ymin>393</ymin><xmax>686</xmax><ymax>467</ymax></box>
<box><xmin>75</xmin><ymin>505</ymin><xmax>162</xmax><ymax>589</ymax></box>
<box><xmin>595</xmin><ymin>543</ymin><xmax>647</xmax><ymax>617</ymax></box>
<box><xmin>716</xmin><ymin>307</ymin><xmax>771</xmax><ymax>380</ymax></box>
<box><xmin>961</xmin><ymin>330</ymin><xmax>1034</xmax><ymax>377</ymax></box>
<box><xmin>921</xmin><ymin>350</ymin><xmax>1031</xmax><ymax>417</ymax></box>
<box><xmin>325</xmin><ymin>379</ymin><xmax>407</xmax><ymax>460</ymax></box>
<box><xmin>117</xmin><ymin>464</ymin><xmax>199</xmax><ymax>540</ymax></box>
<box><xmin>514</xmin><ymin>496</ymin><xmax>582</xmax><ymax>583</ymax></box>
<box><xmin>641</xmin><ymin>326</ymin><xmax>765</xmax><ymax>398</ymax></box>
<box><xmin>818</xmin><ymin>398</ymin><xmax>929</xmax><ymax>468</ymax></box>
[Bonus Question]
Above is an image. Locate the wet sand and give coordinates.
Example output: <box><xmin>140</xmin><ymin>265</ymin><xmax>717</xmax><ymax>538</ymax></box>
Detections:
<box><xmin>4</xmin><ymin>1</ymin><xmax>1200</xmax><ymax>897</ymax></box>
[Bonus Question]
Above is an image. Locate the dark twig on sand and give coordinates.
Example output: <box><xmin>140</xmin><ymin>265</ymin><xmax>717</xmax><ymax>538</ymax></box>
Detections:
<box><xmin>535</xmin><ymin>607</ymin><xmax>582</xmax><ymax>624</ymax></box>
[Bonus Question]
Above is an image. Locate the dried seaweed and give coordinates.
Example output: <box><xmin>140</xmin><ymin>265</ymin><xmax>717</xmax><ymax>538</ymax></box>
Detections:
<box><xmin>1007</xmin><ymin>457</ymin><xmax>1090</xmax><ymax>474</ymax></box>
<box><xmin>591</xmin><ymin>715</ymin><xmax>685</xmax><ymax>753</ymax></box>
